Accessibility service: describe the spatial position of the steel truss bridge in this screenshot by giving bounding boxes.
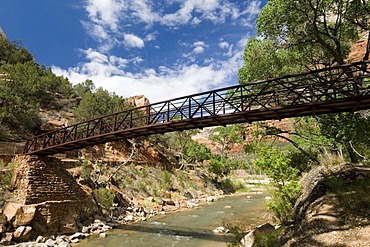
[24,61,370,156]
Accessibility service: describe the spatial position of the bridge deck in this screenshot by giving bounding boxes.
[24,61,370,156]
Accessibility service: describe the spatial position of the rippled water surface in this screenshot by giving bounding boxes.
[78,194,269,247]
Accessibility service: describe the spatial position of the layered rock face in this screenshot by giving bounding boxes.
[3,156,97,237]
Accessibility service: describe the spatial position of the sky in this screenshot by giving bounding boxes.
[0,0,266,103]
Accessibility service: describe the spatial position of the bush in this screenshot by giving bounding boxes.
[0,160,14,190]
[0,160,14,207]
[255,144,301,223]
[266,181,301,223]
[208,158,225,176]
[94,188,115,208]
[80,160,92,180]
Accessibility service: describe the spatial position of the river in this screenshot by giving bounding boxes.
[78,194,270,247]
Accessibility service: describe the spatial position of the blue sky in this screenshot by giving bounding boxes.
[0,0,265,102]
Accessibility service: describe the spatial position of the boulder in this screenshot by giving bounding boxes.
[45,238,57,246]
[124,215,134,222]
[3,203,36,227]
[36,235,45,243]
[13,225,32,242]
[31,219,48,235]
[69,232,83,241]
[292,164,370,222]
[59,218,78,234]
[58,242,69,247]
[241,223,275,247]
[1,232,13,245]
[212,226,227,233]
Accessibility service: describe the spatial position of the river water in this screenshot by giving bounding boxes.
[78,194,270,247]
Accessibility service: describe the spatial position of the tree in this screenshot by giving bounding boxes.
[239,0,370,164]
[256,0,367,66]
[161,129,200,167]
[238,38,303,84]
[184,140,211,163]
[0,37,33,65]
[74,79,96,97]
[0,61,73,137]
[318,112,370,162]
[73,86,130,122]
[209,125,244,159]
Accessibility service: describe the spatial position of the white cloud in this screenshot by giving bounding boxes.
[82,0,260,52]
[130,0,159,26]
[123,33,145,48]
[160,0,235,26]
[85,0,127,32]
[218,40,230,49]
[242,0,262,16]
[145,33,157,41]
[193,46,205,54]
[52,34,250,103]
[193,41,207,54]
[193,41,206,47]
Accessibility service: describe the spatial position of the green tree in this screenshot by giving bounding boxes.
[73,86,130,122]
[74,79,96,97]
[0,37,33,65]
[256,0,366,66]
[162,129,200,167]
[184,140,211,163]
[239,0,370,165]
[318,112,370,162]
[238,38,303,84]
[209,125,244,158]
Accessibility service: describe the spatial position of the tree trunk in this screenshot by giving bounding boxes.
[345,142,358,163]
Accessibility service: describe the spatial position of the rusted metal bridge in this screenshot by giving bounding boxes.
[24,61,370,156]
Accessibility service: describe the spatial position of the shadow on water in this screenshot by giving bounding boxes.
[117,223,235,242]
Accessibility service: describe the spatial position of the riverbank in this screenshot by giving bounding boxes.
[4,184,269,247]
[77,193,271,247]
[4,167,265,246]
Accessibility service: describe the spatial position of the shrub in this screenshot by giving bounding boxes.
[0,160,14,190]
[255,144,301,223]
[80,160,92,180]
[94,188,115,208]
[208,158,224,177]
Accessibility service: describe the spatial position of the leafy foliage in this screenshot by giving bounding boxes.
[209,125,244,158]
[318,112,370,162]
[208,158,225,177]
[0,38,33,65]
[238,38,303,84]
[0,37,74,139]
[73,84,131,122]
[94,188,115,208]
[184,140,211,163]
[254,144,301,223]
[256,0,364,65]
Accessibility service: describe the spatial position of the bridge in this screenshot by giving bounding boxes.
[24,61,370,156]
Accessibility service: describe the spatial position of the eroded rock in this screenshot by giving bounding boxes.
[3,203,36,227]
[241,223,275,247]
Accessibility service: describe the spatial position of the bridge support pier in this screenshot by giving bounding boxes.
[3,156,98,237]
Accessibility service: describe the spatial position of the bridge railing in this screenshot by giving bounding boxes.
[24,61,370,154]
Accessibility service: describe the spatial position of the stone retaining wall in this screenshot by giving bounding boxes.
[5,156,97,235]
